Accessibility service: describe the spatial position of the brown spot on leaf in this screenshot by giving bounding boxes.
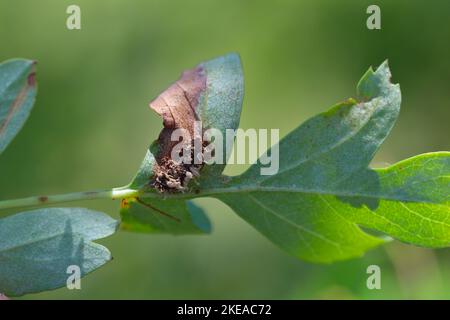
[150,66,206,157]
[120,198,131,209]
[38,196,48,203]
[0,64,36,137]
[27,72,36,86]
[149,64,207,193]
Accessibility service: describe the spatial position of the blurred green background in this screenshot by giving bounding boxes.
[0,0,449,299]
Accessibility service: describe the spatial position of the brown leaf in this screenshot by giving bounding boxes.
[149,65,207,192]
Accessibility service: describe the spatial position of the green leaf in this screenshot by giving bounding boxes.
[0,208,118,296]
[122,53,243,234]
[211,61,450,262]
[0,59,37,155]
[121,198,211,234]
[196,53,244,177]
[126,57,449,263]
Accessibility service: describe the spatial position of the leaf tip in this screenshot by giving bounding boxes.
[356,59,399,101]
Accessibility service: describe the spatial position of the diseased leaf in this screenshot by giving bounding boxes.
[0,59,37,155]
[129,53,243,191]
[0,208,118,296]
[126,56,449,263]
[122,53,243,234]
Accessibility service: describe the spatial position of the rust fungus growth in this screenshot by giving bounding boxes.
[149,64,207,193]
[120,198,131,209]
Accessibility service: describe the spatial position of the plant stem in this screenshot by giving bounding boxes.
[0,187,140,211]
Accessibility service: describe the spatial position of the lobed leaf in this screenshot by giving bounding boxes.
[126,56,449,263]
[213,62,450,262]
[0,208,118,296]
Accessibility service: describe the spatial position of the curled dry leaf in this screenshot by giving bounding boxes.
[149,64,207,193]
[121,53,243,235]
[127,53,243,193]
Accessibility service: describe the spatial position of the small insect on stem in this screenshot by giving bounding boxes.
[135,197,181,223]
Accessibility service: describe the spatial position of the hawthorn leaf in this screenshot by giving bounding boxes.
[0,59,37,155]
[124,56,449,263]
[211,61,450,262]
[0,208,118,296]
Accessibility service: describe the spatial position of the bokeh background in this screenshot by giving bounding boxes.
[0,0,449,299]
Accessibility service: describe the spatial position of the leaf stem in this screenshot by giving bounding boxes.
[0,187,140,211]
